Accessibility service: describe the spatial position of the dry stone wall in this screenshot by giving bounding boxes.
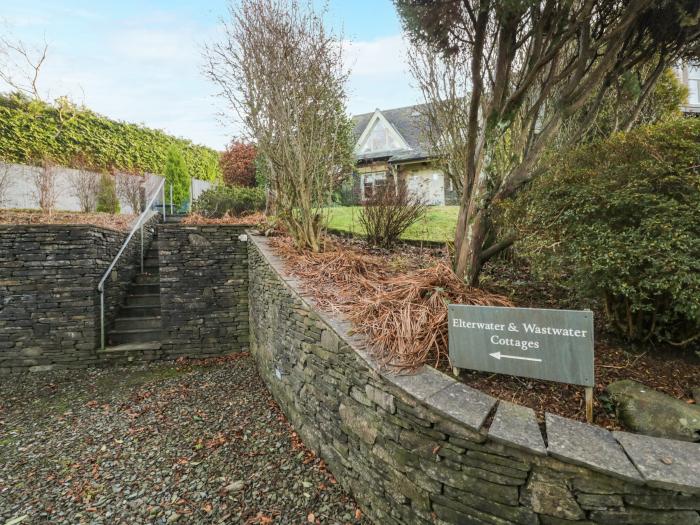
[159,224,249,358]
[247,234,700,525]
[0,214,158,373]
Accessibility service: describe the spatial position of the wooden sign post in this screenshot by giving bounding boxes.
[449,305,595,422]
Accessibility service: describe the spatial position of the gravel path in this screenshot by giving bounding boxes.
[0,354,368,524]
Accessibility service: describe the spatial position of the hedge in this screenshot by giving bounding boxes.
[0,94,221,181]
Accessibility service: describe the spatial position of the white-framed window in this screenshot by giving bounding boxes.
[687,65,700,105]
[361,171,387,200]
[357,116,407,154]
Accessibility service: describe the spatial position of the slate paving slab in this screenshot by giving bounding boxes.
[0,354,368,524]
[614,431,700,494]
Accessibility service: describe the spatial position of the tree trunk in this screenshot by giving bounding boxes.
[454,206,489,286]
[454,159,491,286]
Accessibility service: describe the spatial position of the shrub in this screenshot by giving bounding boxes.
[512,118,700,347]
[164,147,189,209]
[192,185,266,217]
[359,181,427,248]
[220,141,257,187]
[96,174,121,214]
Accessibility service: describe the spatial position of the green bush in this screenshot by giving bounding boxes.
[0,93,221,182]
[511,118,700,347]
[164,147,189,208]
[192,185,266,217]
[96,174,120,214]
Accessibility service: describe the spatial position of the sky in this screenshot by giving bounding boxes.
[0,0,420,150]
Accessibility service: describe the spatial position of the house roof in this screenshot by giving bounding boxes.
[352,103,434,164]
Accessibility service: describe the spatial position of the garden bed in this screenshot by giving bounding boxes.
[0,209,136,231]
[268,234,700,430]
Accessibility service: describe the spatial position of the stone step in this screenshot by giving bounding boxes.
[126,294,161,307]
[119,304,161,318]
[129,283,160,295]
[135,273,159,285]
[114,316,161,331]
[165,215,186,224]
[108,328,162,345]
[98,341,162,363]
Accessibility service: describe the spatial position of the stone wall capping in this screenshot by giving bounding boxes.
[613,431,700,494]
[546,413,643,484]
[424,381,496,432]
[489,401,547,456]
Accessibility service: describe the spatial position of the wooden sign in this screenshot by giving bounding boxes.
[448,305,594,387]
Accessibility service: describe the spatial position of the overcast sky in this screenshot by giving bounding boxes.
[1,0,420,150]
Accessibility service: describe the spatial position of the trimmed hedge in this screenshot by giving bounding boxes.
[512,118,700,347]
[192,185,266,217]
[0,94,221,181]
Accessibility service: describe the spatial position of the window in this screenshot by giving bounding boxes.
[687,65,700,105]
[361,171,387,199]
[358,119,405,154]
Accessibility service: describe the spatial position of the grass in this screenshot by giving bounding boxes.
[324,206,459,243]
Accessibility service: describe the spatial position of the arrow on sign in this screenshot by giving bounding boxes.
[489,352,542,363]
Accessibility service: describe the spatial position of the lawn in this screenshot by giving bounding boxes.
[325,206,459,243]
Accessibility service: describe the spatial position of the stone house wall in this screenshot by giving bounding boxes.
[248,234,700,525]
[0,213,158,373]
[159,224,249,359]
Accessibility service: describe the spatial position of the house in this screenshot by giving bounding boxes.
[676,63,700,115]
[349,104,458,206]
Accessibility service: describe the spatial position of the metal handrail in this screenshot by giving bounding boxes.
[98,178,167,350]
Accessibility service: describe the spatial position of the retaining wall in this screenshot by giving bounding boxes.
[159,225,249,358]
[248,234,700,525]
[0,214,158,373]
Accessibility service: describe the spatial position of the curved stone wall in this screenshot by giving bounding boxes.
[247,234,700,525]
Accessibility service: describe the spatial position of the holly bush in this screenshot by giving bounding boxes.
[511,118,700,347]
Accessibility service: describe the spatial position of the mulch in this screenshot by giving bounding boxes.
[0,209,136,231]
[181,212,266,226]
[0,354,367,524]
[269,234,700,429]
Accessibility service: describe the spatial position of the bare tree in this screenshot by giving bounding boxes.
[117,173,144,213]
[398,0,700,285]
[68,167,100,212]
[0,163,13,207]
[205,0,354,252]
[0,34,48,100]
[32,159,58,213]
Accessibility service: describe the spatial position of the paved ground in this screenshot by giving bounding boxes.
[0,354,367,524]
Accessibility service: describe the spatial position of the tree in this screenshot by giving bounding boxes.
[117,173,145,213]
[220,140,257,187]
[32,158,58,213]
[68,166,100,212]
[0,162,13,207]
[205,0,355,252]
[0,34,48,100]
[397,0,700,285]
[164,146,189,209]
[96,173,120,214]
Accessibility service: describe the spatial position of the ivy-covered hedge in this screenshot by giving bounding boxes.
[0,94,221,181]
